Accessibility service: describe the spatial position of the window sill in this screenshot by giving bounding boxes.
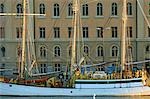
[66,16,73,19]
[52,16,60,19]
[127,15,134,18]
[110,15,119,18]
[38,16,46,19]
[81,16,89,18]
[95,16,104,18]
[15,16,23,18]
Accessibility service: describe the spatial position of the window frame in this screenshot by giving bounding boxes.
[97,46,104,57]
[39,27,46,39]
[39,3,45,14]
[68,3,73,16]
[54,46,61,57]
[53,3,59,17]
[0,27,5,39]
[40,46,47,58]
[97,27,103,38]
[54,63,61,72]
[112,46,118,57]
[54,27,60,38]
[111,3,117,16]
[83,27,88,38]
[16,4,23,14]
[127,2,132,15]
[0,4,4,13]
[82,4,88,16]
[111,27,118,38]
[97,3,103,16]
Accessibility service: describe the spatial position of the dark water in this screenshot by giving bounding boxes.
[0,96,150,99]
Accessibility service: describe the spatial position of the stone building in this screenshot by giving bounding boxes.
[0,0,150,78]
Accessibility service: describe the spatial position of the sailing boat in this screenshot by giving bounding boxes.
[0,0,150,96]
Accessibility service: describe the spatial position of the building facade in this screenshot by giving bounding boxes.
[0,0,150,78]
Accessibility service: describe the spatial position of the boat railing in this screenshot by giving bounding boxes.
[76,70,143,80]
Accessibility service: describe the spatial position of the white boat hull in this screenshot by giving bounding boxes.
[0,82,150,96]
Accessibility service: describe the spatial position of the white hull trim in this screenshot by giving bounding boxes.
[0,82,150,96]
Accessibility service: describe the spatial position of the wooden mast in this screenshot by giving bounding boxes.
[71,0,80,75]
[121,0,127,71]
[20,0,27,79]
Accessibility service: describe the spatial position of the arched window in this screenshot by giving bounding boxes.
[112,46,118,56]
[97,46,103,57]
[54,46,61,57]
[0,4,4,13]
[40,46,47,58]
[16,4,23,14]
[146,46,150,52]
[68,3,73,16]
[84,46,89,55]
[127,2,132,15]
[1,46,5,57]
[39,3,45,14]
[54,3,59,16]
[112,3,117,16]
[97,3,103,16]
[82,4,88,16]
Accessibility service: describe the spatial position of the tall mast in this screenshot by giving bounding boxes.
[71,0,79,74]
[20,0,27,79]
[121,0,127,70]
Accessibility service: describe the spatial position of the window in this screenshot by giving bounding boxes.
[54,46,60,57]
[39,3,45,14]
[54,63,61,71]
[40,46,47,58]
[16,27,22,39]
[127,26,132,38]
[54,27,60,38]
[39,27,45,38]
[97,46,103,57]
[127,46,133,56]
[17,46,22,57]
[97,3,103,16]
[0,27,5,39]
[146,46,150,53]
[39,63,47,73]
[0,4,4,13]
[84,46,89,55]
[97,27,103,38]
[127,2,132,15]
[68,3,73,16]
[148,27,150,37]
[54,3,59,17]
[0,63,5,76]
[82,4,88,16]
[112,3,117,16]
[68,46,72,57]
[112,46,118,57]
[68,27,72,38]
[1,46,5,57]
[83,27,88,38]
[16,4,23,14]
[111,27,117,38]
